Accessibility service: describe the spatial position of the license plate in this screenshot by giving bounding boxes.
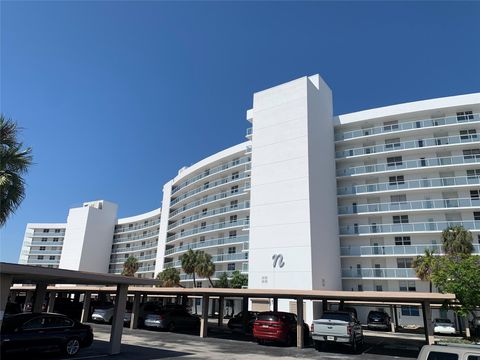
[262,325,269,328]
[327,336,335,341]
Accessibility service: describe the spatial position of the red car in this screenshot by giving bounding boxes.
[253,311,309,346]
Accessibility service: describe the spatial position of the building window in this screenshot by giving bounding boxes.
[41,238,47,242]
[375,285,383,292]
[460,129,477,140]
[200,236,205,242]
[204,168,210,176]
[393,215,409,224]
[391,194,407,203]
[39,246,46,251]
[357,284,363,292]
[229,231,236,238]
[383,120,399,131]
[232,158,240,166]
[389,175,405,185]
[231,185,239,194]
[196,282,202,288]
[203,182,209,190]
[200,222,206,230]
[227,263,235,271]
[401,306,419,316]
[397,258,413,268]
[231,172,239,180]
[470,190,480,200]
[467,169,480,179]
[399,281,416,292]
[457,111,474,122]
[463,149,480,160]
[228,247,236,254]
[395,236,411,245]
[385,138,401,149]
[474,212,480,221]
[229,215,237,223]
[53,238,59,242]
[49,256,55,260]
[126,244,130,248]
[202,208,207,215]
[54,229,61,233]
[38,256,44,260]
[142,241,146,245]
[129,224,133,228]
[230,200,238,209]
[387,156,402,167]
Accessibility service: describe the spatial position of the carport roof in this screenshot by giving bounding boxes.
[0,262,159,286]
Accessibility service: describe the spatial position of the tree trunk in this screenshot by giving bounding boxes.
[208,277,215,288]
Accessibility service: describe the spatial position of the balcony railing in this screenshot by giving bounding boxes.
[339,220,480,235]
[337,154,480,177]
[338,197,480,215]
[335,113,480,142]
[164,235,249,256]
[111,242,158,254]
[170,172,250,207]
[114,219,160,234]
[180,270,235,281]
[337,175,480,196]
[168,201,250,230]
[27,259,60,264]
[167,219,250,242]
[113,231,159,244]
[336,134,479,159]
[30,241,63,246]
[341,268,417,278]
[32,232,65,237]
[164,253,248,269]
[246,127,253,138]
[110,253,156,264]
[171,156,251,195]
[169,184,251,218]
[340,243,480,256]
[29,250,62,255]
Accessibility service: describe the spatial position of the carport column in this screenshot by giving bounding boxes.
[242,297,249,332]
[217,296,224,327]
[273,297,278,312]
[109,284,128,355]
[422,301,434,345]
[389,305,396,333]
[322,299,328,313]
[33,283,47,313]
[296,297,304,349]
[47,291,56,312]
[200,295,209,338]
[0,274,13,327]
[81,291,92,323]
[393,305,399,330]
[130,293,141,329]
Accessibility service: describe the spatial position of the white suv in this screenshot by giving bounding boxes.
[418,344,480,360]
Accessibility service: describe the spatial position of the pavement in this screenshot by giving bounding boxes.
[5,322,430,360]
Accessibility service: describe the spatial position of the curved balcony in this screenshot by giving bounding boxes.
[109,253,157,264]
[112,231,159,244]
[168,201,250,231]
[164,253,248,269]
[29,250,62,255]
[337,155,480,177]
[336,134,479,159]
[32,232,65,237]
[164,235,248,256]
[31,241,63,246]
[337,175,480,196]
[27,259,60,264]
[339,220,480,236]
[114,219,160,234]
[338,197,480,215]
[169,184,250,219]
[167,219,249,243]
[111,242,158,254]
[341,267,417,279]
[335,113,479,142]
[340,243,480,257]
[171,156,250,195]
[180,270,236,281]
[170,172,250,207]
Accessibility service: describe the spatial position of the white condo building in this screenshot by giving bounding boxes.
[19,74,480,324]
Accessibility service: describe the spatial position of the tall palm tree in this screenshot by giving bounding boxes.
[441,225,474,256]
[181,249,198,287]
[157,267,183,287]
[195,252,216,288]
[413,249,436,292]
[0,115,33,226]
[121,256,139,277]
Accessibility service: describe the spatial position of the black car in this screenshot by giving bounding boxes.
[143,306,199,331]
[367,311,391,331]
[227,311,259,333]
[0,313,93,357]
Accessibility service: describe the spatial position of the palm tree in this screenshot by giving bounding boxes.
[441,225,474,256]
[0,115,33,226]
[121,256,139,277]
[413,249,436,292]
[181,249,198,287]
[157,267,183,287]
[195,252,216,287]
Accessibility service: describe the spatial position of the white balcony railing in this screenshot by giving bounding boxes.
[341,267,417,278]
[340,243,480,256]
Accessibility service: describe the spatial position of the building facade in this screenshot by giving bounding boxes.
[19,74,480,324]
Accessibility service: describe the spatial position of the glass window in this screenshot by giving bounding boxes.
[385,138,401,149]
[229,215,237,223]
[395,236,411,245]
[460,129,477,140]
[389,175,405,185]
[383,120,399,131]
[467,169,480,179]
[474,212,480,221]
[231,172,239,180]
[387,156,403,167]
[393,215,409,224]
[227,263,235,271]
[41,238,47,242]
[23,316,46,330]
[426,352,458,360]
[45,316,74,328]
[229,231,236,238]
[391,194,407,203]
[54,229,61,233]
[43,229,49,233]
[463,149,480,160]
[457,111,474,122]
[470,190,480,200]
[397,258,413,268]
[401,305,419,316]
[228,247,236,254]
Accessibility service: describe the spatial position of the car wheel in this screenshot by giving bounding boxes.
[168,322,176,331]
[63,338,81,357]
[313,340,322,351]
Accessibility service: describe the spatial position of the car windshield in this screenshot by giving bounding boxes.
[257,313,279,322]
[321,312,351,322]
[434,319,452,323]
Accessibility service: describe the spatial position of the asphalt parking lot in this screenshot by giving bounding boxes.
[5,322,430,360]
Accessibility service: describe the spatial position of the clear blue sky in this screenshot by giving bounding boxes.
[1,1,479,263]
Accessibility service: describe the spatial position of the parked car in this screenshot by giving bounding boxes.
[417,344,480,360]
[0,313,93,357]
[143,307,200,331]
[367,311,391,331]
[53,298,83,320]
[227,311,259,333]
[91,303,114,323]
[3,303,22,318]
[253,311,309,347]
[311,311,364,353]
[433,318,456,335]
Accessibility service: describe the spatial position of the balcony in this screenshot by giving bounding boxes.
[180,270,235,281]
[337,155,480,177]
[113,231,159,244]
[32,232,65,237]
[29,250,62,255]
[164,253,248,269]
[111,242,158,254]
[246,127,253,139]
[30,241,63,246]
[171,156,251,195]
[341,267,417,279]
[168,201,250,230]
[340,243,480,257]
[169,184,251,219]
[164,235,248,256]
[338,197,480,215]
[110,253,156,264]
[27,259,60,264]
[339,220,480,236]
[114,219,160,234]
[336,134,479,159]
[335,113,479,142]
[337,175,480,196]
[167,219,250,243]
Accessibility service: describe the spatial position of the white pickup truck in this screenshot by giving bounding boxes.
[311,311,364,353]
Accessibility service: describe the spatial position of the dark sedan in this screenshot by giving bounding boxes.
[0,313,93,357]
[144,307,200,331]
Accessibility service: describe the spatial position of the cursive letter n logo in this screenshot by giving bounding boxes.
[272,254,285,268]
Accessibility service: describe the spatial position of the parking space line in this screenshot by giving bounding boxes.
[59,355,109,360]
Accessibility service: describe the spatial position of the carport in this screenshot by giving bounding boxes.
[0,262,159,355]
